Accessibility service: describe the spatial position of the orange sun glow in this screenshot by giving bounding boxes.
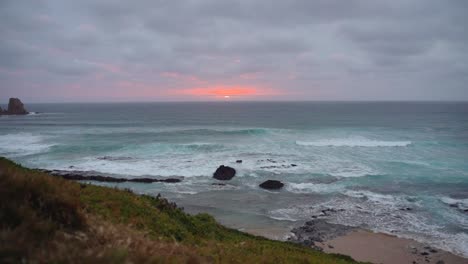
[176,85,260,98]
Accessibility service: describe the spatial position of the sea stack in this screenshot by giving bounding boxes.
[1,98,29,115]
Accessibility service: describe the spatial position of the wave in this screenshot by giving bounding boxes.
[440,196,468,211]
[0,133,55,156]
[286,182,344,194]
[47,126,271,137]
[296,137,411,147]
[269,192,468,257]
[118,142,227,155]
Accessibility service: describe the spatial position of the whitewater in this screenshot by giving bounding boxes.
[1,102,467,257]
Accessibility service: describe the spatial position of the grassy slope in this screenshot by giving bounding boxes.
[0,157,363,263]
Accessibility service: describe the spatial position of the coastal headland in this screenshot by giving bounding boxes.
[2,157,466,263]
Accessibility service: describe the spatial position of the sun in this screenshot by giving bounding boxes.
[224,95,230,99]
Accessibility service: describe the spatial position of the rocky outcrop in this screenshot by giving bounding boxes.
[41,169,182,183]
[1,98,29,115]
[213,165,236,180]
[259,180,284,190]
[288,219,355,249]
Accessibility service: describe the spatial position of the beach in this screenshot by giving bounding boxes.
[319,229,467,264]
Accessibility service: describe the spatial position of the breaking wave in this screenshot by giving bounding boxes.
[296,137,411,147]
[0,133,55,156]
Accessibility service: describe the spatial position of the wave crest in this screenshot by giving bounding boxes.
[296,137,411,147]
[0,133,54,156]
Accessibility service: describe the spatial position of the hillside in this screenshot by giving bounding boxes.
[0,157,361,263]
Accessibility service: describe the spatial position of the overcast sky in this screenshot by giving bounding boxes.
[1,0,467,102]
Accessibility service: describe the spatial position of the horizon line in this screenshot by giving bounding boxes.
[4,99,468,104]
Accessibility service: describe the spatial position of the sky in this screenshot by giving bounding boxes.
[0,0,467,102]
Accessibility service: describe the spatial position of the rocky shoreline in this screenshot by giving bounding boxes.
[35,166,467,263]
[287,219,467,264]
[40,169,183,183]
[288,219,356,250]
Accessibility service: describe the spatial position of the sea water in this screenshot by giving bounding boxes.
[1,102,467,257]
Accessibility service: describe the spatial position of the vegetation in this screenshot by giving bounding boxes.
[0,157,362,263]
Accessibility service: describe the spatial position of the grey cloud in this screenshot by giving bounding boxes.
[0,0,467,101]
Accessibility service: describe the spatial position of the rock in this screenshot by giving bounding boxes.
[130,178,181,183]
[259,180,284,190]
[289,219,355,248]
[6,98,28,115]
[236,160,242,163]
[213,165,236,180]
[41,169,182,183]
[97,156,133,161]
[291,164,297,167]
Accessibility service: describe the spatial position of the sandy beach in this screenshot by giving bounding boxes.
[318,230,468,264]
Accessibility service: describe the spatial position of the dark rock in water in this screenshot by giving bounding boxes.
[259,180,284,190]
[236,160,242,163]
[260,165,279,169]
[41,169,182,184]
[97,156,134,161]
[0,98,29,115]
[291,164,297,167]
[213,165,236,180]
[130,178,181,183]
[6,98,28,115]
[212,183,226,186]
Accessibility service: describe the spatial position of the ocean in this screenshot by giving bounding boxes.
[1,102,467,257]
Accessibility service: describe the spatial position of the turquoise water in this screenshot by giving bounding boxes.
[1,102,467,256]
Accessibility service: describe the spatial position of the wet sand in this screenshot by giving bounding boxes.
[317,229,468,264]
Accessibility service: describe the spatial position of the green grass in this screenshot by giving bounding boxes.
[0,157,363,263]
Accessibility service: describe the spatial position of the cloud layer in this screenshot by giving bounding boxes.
[1,0,467,102]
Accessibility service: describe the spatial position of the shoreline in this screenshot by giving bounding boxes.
[317,229,467,264]
[288,219,467,264]
[34,167,468,263]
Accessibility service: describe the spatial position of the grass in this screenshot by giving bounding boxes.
[0,157,363,263]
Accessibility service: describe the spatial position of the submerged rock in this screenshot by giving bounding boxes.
[236,160,242,163]
[97,156,134,161]
[259,180,284,190]
[213,165,236,180]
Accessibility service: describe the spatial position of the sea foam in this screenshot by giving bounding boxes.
[0,133,54,156]
[440,196,468,211]
[296,137,411,147]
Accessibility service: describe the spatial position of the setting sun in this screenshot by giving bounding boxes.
[175,85,266,98]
